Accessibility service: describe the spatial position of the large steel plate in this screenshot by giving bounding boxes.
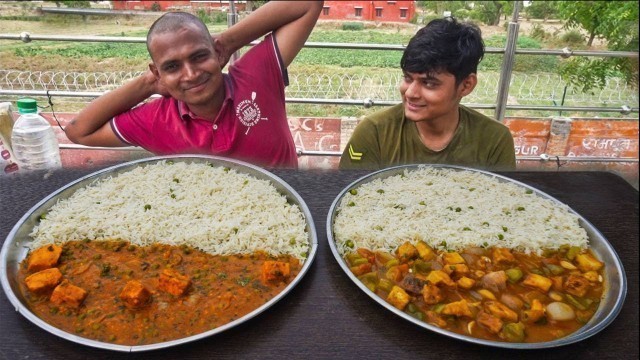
[1,155,318,352]
[326,164,626,349]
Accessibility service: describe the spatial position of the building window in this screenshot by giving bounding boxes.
[400,8,408,18]
[375,7,382,17]
[354,7,362,17]
[387,1,396,4]
[322,6,329,15]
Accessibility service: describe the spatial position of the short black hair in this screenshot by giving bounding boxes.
[146,12,212,57]
[401,18,484,84]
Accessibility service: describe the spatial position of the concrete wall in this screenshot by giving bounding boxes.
[20,112,640,188]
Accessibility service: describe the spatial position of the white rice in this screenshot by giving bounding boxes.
[30,161,310,262]
[333,166,589,256]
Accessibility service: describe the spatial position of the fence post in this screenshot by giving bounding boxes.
[494,1,521,122]
[227,0,239,64]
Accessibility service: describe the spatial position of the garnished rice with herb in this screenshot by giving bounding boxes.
[30,161,310,262]
[333,166,588,256]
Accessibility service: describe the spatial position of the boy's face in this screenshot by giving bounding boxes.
[399,70,475,123]
[148,25,223,108]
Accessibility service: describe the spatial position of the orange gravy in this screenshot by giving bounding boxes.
[18,240,301,345]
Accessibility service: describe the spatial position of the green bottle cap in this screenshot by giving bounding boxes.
[17,98,38,114]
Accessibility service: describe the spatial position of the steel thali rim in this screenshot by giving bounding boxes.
[1,154,318,352]
[326,164,627,349]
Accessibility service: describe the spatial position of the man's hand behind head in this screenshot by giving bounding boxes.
[144,68,170,97]
[212,33,233,69]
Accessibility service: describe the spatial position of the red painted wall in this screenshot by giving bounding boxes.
[320,1,415,23]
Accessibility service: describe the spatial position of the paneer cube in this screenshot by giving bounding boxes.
[120,280,151,309]
[158,268,191,296]
[484,301,519,322]
[387,285,410,310]
[477,311,504,334]
[564,274,590,297]
[396,242,418,263]
[550,276,564,291]
[426,270,455,287]
[50,280,87,308]
[575,253,604,272]
[457,276,476,289]
[442,299,473,318]
[24,268,63,293]
[415,241,436,261]
[425,310,447,328]
[421,283,442,305]
[492,248,516,265]
[262,261,291,283]
[27,244,62,272]
[522,273,553,292]
[444,263,469,277]
[442,252,465,265]
[385,264,408,282]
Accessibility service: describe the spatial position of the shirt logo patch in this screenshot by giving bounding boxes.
[348,144,362,161]
[236,91,268,135]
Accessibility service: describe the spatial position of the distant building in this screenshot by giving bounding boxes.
[319,1,415,23]
[111,1,246,12]
[110,1,415,23]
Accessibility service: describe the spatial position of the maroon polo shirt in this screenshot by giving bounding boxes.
[111,34,298,168]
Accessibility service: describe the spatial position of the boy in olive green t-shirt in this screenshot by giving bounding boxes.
[340,18,516,171]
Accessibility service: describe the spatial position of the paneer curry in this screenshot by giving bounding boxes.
[19,240,300,345]
[346,241,604,343]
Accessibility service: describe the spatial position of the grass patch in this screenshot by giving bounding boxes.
[0,15,42,21]
[14,42,149,60]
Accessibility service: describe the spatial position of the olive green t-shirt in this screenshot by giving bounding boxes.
[339,104,516,171]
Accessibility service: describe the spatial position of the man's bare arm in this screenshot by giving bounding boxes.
[64,71,161,147]
[215,1,323,68]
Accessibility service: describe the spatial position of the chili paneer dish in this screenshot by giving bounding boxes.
[333,167,604,343]
[18,161,309,346]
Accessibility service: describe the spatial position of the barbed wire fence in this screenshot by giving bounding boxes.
[1,69,637,114]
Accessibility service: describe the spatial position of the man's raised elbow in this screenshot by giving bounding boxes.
[63,119,83,145]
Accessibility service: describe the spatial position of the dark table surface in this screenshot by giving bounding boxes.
[1,165,638,360]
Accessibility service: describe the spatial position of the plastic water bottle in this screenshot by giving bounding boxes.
[11,98,62,171]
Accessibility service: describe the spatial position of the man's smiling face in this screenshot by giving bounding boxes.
[399,70,471,123]
[148,24,223,108]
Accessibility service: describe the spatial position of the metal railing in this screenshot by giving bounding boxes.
[0,34,637,117]
[0,4,638,165]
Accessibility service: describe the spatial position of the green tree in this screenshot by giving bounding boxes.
[525,1,559,22]
[469,1,513,26]
[417,1,467,17]
[555,1,638,93]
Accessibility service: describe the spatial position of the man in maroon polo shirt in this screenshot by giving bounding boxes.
[65,1,324,168]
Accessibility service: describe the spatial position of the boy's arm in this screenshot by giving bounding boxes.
[339,120,382,170]
[215,1,323,68]
[64,71,162,146]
